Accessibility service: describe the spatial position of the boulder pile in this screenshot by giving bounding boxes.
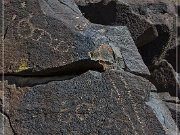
[0,0,179,134]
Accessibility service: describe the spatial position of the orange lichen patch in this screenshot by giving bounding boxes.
[99,44,113,53]
[89,43,114,65]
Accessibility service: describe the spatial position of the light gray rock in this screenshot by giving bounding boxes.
[146,92,179,135]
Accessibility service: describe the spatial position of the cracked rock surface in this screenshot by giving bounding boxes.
[1,70,175,135]
[0,0,179,135]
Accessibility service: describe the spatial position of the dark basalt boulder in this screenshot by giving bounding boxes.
[164,45,179,73]
[1,0,149,75]
[74,0,177,100]
[75,0,176,50]
[75,0,159,48]
[124,0,176,71]
[151,60,180,98]
[2,70,178,135]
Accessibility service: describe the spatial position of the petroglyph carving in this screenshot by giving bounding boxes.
[36,29,52,45]
[59,111,72,124]
[12,14,17,21]
[31,29,44,41]
[18,16,53,46]
[119,75,128,89]
[108,73,138,135]
[17,16,34,39]
[109,76,122,103]
[53,41,69,52]
[17,16,81,53]
[127,90,146,134]
[75,103,93,121]
[58,101,73,124]
[21,1,26,8]
[31,28,52,45]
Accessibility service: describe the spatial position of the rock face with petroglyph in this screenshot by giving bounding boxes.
[75,0,178,101]
[75,0,179,127]
[1,0,179,135]
[0,71,165,134]
[2,1,149,75]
